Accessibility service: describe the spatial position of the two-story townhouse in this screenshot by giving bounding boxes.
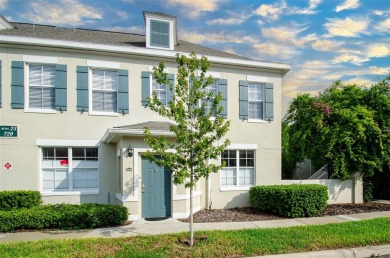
[0,12,291,220]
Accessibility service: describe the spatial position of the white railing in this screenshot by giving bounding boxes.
[308,165,328,179]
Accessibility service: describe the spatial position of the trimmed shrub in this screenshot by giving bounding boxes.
[0,203,128,232]
[249,184,328,218]
[0,190,42,211]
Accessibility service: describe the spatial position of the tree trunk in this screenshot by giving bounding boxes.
[189,169,194,246]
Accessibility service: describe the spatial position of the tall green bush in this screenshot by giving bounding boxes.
[249,184,328,218]
[0,190,42,211]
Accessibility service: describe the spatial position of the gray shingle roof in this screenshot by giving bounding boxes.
[114,121,173,131]
[0,22,250,61]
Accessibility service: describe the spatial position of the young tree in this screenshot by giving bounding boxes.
[143,52,230,246]
[283,79,389,180]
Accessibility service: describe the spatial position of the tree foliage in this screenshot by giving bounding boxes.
[143,52,230,246]
[144,52,230,187]
[283,79,390,180]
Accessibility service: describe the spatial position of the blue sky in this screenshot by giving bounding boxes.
[1,0,389,113]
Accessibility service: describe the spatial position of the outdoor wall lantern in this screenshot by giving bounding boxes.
[127,146,134,157]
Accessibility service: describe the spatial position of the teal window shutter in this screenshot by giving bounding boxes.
[55,64,67,111]
[218,78,228,118]
[167,73,175,104]
[76,66,89,111]
[0,60,2,108]
[141,71,150,106]
[239,80,248,119]
[118,69,129,114]
[11,61,24,109]
[265,83,274,121]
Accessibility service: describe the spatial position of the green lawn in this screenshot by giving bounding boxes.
[1,218,390,258]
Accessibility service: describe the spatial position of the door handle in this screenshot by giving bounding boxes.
[142,184,145,193]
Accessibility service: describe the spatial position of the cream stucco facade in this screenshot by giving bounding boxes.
[0,13,360,221]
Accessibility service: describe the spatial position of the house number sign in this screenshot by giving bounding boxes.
[0,126,18,138]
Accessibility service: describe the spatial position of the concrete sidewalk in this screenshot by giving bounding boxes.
[0,210,389,257]
[0,210,389,242]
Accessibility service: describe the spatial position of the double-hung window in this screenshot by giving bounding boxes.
[248,82,264,120]
[151,76,167,106]
[28,65,55,110]
[91,69,118,113]
[201,80,218,116]
[150,19,170,48]
[221,150,254,188]
[42,147,99,192]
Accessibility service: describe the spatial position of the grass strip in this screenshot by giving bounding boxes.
[0,217,389,257]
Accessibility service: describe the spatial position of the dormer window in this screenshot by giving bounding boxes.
[150,20,170,48]
[144,11,177,51]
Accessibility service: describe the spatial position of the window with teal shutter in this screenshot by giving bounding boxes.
[11,61,24,109]
[167,74,175,104]
[239,80,248,119]
[141,71,150,106]
[91,69,117,113]
[218,79,228,118]
[0,60,2,108]
[150,20,170,48]
[76,66,89,112]
[55,64,67,111]
[117,69,129,114]
[265,83,274,121]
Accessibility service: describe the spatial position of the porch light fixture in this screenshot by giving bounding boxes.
[127,146,134,157]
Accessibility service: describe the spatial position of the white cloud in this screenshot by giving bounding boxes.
[377,18,390,32]
[366,43,390,58]
[324,17,370,37]
[255,0,286,20]
[335,0,360,12]
[24,0,102,26]
[332,54,369,65]
[254,42,297,59]
[207,17,246,25]
[166,0,220,19]
[0,0,7,10]
[262,25,316,47]
[311,39,342,52]
[115,10,129,20]
[369,66,390,75]
[179,30,257,44]
[301,60,331,69]
[344,77,374,86]
[287,0,322,15]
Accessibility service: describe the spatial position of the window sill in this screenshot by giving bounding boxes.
[41,190,99,196]
[247,119,267,123]
[220,186,252,192]
[89,111,119,117]
[25,108,56,114]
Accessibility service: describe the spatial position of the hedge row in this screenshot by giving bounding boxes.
[0,203,128,232]
[249,184,328,218]
[0,190,42,211]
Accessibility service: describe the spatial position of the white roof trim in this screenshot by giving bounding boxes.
[0,35,291,74]
[102,128,175,143]
[0,15,13,30]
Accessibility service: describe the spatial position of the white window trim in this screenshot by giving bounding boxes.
[220,149,256,190]
[38,145,100,194]
[248,81,266,122]
[36,139,100,147]
[24,62,57,114]
[246,75,267,82]
[145,17,175,50]
[197,71,220,78]
[23,55,58,64]
[87,60,120,69]
[41,190,99,196]
[88,67,119,116]
[148,67,170,106]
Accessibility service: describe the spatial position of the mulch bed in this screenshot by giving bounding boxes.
[178,202,390,223]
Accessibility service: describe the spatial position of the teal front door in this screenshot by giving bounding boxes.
[141,156,172,218]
